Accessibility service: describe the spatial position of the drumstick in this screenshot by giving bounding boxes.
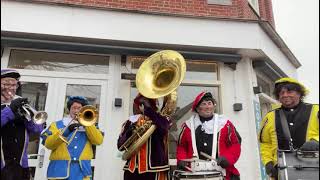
[200,152,216,161]
[184,166,193,172]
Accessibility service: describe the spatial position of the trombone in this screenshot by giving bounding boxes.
[59,105,98,144]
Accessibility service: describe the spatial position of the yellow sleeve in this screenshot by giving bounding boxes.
[85,125,104,145]
[42,123,65,150]
[258,112,278,165]
[306,104,319,142]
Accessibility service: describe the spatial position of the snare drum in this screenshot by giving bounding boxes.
[277,150,319,180]
[174,171,224,180]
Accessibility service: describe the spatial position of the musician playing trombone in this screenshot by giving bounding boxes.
[41,96,104,180]
[117,93,171,180]
[258,78,319,180]
[176,92,242,180]
[1,69,44,180]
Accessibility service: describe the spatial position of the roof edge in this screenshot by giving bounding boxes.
[258,20,302,68]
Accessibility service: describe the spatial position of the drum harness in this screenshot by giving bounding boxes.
[278,110,319,172]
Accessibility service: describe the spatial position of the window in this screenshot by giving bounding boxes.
[129,56,221,159]
[256,74,274,98]
[129,56,219,81]
[8,49,109,74]
[248,0,260,15]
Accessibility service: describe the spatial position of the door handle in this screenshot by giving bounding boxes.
[28,148,45,168]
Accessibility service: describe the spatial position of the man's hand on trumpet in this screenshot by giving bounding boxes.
[68,122,81,132]
[9,97,28,118]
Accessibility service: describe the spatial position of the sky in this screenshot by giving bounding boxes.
[271,0,319,103]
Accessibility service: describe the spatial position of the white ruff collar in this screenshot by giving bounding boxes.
[186,113,228,134]
[129,114,141,123]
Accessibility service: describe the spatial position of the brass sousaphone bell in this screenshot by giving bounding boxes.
[119,50,186,160]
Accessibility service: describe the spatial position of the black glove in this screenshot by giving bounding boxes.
[300,140,319,151]
[138,98,152,109]
[10,98,28,112]
[177,161,189,170]
[10,98,28,118]
[125,124,135,137]
[230,174,240,180]
[265,161,278,178]
[68,123,81,132]
[217,156,230,168]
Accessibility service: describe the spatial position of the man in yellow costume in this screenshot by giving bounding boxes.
[258,78,319,180]
[41,96,104,180]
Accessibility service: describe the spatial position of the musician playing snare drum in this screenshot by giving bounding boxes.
[258,78,319,180]
[176,92,242,180]
[1,69,44,180]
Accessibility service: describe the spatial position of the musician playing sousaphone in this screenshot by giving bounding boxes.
[118,50,186,180]
[41,96,104,180]
[176,92,242,180]
[117,94,171,180]
[258,77,319,180]
[1,68,44,180]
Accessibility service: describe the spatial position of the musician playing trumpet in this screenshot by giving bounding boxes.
[117,93,171,180]
[41,96,104,180]
[1,69,44,180]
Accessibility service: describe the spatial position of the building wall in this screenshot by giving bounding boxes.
[18,0,274,26]
[1,0,296,77]
[2,1,298,179]
[220,58,262,180]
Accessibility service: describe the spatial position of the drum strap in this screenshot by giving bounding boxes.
[190,115,199,158]
[190,114,219,159]
[211,114,219,160]
[279,109,294,150]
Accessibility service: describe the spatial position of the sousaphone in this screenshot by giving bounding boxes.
[119,50,186,160]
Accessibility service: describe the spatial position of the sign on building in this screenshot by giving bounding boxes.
[253,100,268,180]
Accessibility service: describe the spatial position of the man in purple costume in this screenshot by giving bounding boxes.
[1,69,44,180]
[117,93,171,180]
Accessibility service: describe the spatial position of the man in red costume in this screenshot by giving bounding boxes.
[176,92,241,180]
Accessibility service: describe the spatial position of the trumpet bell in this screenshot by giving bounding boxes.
[77,105,98,127]
[136,50,186,99]
[22,103,47,125]
[33,111,48,125]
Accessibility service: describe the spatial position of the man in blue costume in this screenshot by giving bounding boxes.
[41,96,104,180]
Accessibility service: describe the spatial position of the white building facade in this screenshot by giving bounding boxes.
[1,1,301,179]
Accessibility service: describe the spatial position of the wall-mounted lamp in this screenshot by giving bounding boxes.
[253,86,262,94]
[121,73,136,80]
[114,98,122,107]
[233,103,243,111]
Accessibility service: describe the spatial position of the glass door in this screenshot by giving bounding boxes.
[18,76,58,180]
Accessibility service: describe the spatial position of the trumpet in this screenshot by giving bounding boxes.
[21,103,48,125]
[10,93,47,125]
